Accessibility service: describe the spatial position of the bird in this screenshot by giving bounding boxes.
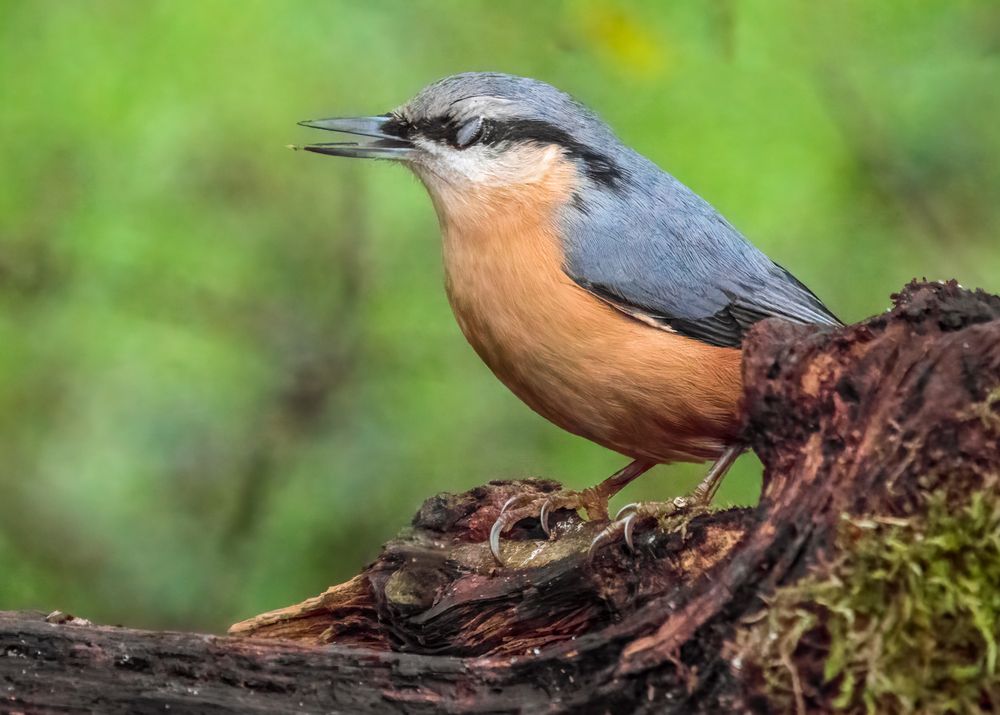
[296,72,840,563]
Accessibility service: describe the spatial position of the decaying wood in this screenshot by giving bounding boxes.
[2,281,998,713]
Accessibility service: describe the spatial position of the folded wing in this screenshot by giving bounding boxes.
[562,175,841,349]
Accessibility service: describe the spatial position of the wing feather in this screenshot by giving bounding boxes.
[562,173,841,348]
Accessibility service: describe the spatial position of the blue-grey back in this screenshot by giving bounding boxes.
[559,143,839,347]
[401,72,839,346]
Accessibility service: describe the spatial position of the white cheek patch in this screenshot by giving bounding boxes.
[413,140,564,188]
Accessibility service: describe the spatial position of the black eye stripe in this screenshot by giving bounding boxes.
[415,117,458,144]
[385,116,472,149]
[388,114,627,189]
[483,119,628,189]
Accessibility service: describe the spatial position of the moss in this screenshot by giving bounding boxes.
[968,386,1000,434]
[737,491,1000,714]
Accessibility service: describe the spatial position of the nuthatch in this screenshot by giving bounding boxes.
[298,72,839,562]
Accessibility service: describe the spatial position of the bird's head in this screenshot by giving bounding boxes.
[298,73,629,213]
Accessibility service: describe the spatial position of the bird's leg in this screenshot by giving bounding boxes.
[678,442,743,507]
[489,459,655,564]
[588,444,745,557]
[575,458,655,520]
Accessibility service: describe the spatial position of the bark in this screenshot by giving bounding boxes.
[1,281,997,714]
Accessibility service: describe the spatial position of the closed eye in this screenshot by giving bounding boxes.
[454,117,484,148]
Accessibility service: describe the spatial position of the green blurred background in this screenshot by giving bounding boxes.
[1,1,998,631]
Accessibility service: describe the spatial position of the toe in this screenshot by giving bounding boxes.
[587,511,640,560]
[539,499,553,537]
[488,488,605,564]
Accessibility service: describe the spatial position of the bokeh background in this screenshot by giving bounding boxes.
[1,1,998,631]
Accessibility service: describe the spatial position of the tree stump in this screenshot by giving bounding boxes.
[2,281,998,713]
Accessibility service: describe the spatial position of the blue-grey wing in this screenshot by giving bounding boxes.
[561,175,840,348]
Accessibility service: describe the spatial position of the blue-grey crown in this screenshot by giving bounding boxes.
[385,72,631,188]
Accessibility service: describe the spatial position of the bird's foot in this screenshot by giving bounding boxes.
[588,495,713,559]
[587,446,745,558]
[489,485,611,564]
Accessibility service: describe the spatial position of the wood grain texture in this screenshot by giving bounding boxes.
[2,281,997,713]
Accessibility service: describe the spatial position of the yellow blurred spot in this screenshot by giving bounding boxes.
[577,3,669,77]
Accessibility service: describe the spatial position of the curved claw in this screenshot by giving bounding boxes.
[490,496,524,564]
[614,502,638,520]
[539,500,552,537]
[588,522,620,560]
[489,517,506,564]
[588,511,641,560]
[499,495,520,515]
[587,529,608,561]
[622,512,638,551]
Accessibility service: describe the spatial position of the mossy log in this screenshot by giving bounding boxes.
[1,281,998,713]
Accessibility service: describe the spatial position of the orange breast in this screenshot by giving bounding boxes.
[427,154,743,464]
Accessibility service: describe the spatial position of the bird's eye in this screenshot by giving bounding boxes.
[454,117,484,149]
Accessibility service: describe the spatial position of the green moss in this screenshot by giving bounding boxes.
[969,386,1000,434]
[737,491,1000,714]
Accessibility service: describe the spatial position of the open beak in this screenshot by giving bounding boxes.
[295,115,414,160]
